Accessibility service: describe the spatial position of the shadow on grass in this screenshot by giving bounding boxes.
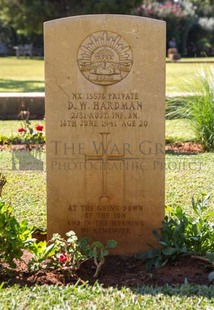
[0,79,44,92]
[133,284,214,299]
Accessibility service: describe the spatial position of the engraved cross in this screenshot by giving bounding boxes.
[85,133,125,198]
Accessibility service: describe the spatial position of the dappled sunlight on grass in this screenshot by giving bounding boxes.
[0,79,44,92]
[166,119,196,142]
[0,57,44,92]
[165,153,214,215]
[166,63,214,93]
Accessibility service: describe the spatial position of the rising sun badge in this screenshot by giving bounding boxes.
[77,31,133,86]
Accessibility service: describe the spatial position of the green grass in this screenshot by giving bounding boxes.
[165,153,214,216]
[166,57,214,63]
[0,57,213,93]
[166,119,197,142]
[0,283,214,309]
[166,62,214,93]
[0,150,46,227]
[0,57,44,92]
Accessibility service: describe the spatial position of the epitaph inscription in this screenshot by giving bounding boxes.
[45,15,166,255]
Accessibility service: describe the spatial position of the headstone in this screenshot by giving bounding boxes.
[45,15,166,255]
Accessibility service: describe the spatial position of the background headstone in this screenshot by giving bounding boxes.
[45,15,166,255]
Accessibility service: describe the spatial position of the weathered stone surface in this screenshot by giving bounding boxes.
[45,15,166,255]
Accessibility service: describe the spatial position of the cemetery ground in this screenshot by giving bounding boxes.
[0,120,214,309]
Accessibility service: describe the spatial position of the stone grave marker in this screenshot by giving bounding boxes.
[44,15,166,255]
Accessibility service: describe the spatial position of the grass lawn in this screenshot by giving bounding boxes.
[166,57,214,62]
[0,57,44,92]
[166,62,214,93]
[165,119,197,142]
[0,57,213,93]
[1,283,214,309]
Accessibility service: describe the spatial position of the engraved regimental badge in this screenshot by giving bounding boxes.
[77,31,133,86]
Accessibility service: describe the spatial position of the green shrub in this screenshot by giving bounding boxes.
[79,238,117,278]
[166,67,214,151]
[0,200,34,270]
[166,96,191,120]
[28,231,117,278]
[0,199,117,278]
[136,193,214,270]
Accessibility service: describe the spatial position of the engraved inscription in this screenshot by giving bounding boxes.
[59,91,147,128]
[78,31,133,85]
[66,204,145,236]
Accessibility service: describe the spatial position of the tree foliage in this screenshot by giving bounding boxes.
[135,1,197,55]
[191,0,214,17]
[0,0,213,55]
[0,0,141,36]
[135,0,214,56]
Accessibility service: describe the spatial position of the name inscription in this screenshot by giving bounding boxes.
[59,92,146,128]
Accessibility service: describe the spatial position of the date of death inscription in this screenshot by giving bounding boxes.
[59,92,147,128]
